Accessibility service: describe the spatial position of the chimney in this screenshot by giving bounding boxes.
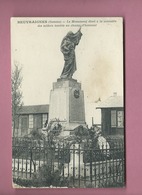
[113,92,117,96]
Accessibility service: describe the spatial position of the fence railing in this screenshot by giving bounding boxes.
[12,137,125,188]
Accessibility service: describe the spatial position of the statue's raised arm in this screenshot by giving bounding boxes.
[60,28,82,79]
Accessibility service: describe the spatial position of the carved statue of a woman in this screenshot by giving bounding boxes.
[60,28,82,79]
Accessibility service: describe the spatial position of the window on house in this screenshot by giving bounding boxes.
[111,110,117,127]
[33,114,42,129]
[21,115,29,132]
[117,111,124,127]
[111,110,124,128]
[42,114,48,127]
[29,115,33,128]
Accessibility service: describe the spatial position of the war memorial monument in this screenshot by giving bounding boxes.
[48,28,86,135]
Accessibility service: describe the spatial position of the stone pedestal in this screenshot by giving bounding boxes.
[48,78,85,134]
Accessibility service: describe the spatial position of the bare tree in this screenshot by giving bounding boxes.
[12,62,23,136]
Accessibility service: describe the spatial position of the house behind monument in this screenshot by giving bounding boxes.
[14,104,49,137]
[96,92,124,136]
[13,93,124,137]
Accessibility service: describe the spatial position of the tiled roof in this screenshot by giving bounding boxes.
[17,104,49,114]
[96,94,123,108]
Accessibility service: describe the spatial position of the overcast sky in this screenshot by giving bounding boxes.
[11,17,123,126]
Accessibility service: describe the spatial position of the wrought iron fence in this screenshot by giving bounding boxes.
[12,137,125,188]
